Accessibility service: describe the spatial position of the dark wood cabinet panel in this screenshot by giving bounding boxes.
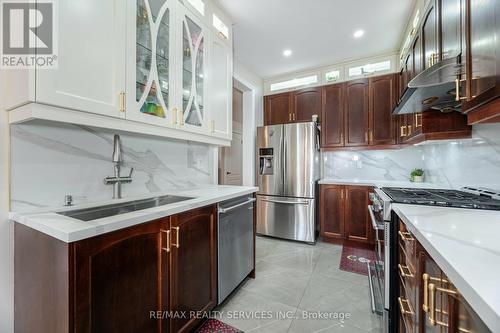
[413,34,422,76]
[264,93,292,125]
[345,79,369,147]
[320,185,345,239]
[320,185,374,244]
[462,0,500,112]
[74,219,169,333]
[321,83,345,148]
[170,206,217,333]
[369,74,397,145]
[440,0,463,60]
[422,3,438,69]
[293,87,322,122]
[344,186,371,243]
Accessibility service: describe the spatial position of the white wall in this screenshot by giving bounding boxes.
[0,71,14,333]
[234,59,264,187]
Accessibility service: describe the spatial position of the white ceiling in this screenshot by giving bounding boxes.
[216,0,414,79]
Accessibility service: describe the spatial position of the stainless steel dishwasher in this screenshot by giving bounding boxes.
[217,195,256,304]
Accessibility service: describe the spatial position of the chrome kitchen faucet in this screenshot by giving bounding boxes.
[104,134,133,199]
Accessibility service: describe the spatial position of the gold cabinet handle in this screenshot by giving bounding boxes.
[340,133,344,144]
[400,125,407,137]
[398,297,414,316]
[398,264,414,278]
[289,113,292,122]
[365,131,368,143]
[407,125,412,135]
[415,113,422,128]
[428,280,461,328]
[119,91,126,112]
[423,273,429,312]
[172,107,178,125]
[161,229,171,252]
[293,113,296,121]
[369,130,373,143]
[455,77,468,102]
[399,230,414,241]
[429,283,436,325]
[172,226,180,248]
[341,189,344,199]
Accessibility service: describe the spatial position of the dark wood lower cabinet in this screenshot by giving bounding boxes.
[344,186,372,243]
[319,185,345,239]
[15,205,218,333]
[74,219,170,333]
[320,184,374,244]
[398,219,490,333]
[170,206,217,333]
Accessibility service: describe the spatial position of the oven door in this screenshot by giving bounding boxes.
[367,205,386,318]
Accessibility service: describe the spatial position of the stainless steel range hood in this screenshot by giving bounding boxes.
[393,56,466,115]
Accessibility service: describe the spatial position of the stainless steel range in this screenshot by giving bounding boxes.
[368,186,500,333]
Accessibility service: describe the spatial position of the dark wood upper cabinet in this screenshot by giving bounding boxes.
[293,87,322,122]
[369,74,397,145]
[422,3,438,69]
[413,34,422,76]
[344,186,371,243]
[440,0,463,60]
[321,83,345,148]
[319,185,345,240]
[462,0,500,111]
[344,78,369,147]
[264,92,292,125]
[169,206,217,333]
[74,219,170,333]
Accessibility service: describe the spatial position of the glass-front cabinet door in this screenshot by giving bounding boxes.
[127,0,175,126]
[178,6,208,133]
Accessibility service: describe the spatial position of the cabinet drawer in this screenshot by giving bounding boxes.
[399,220,417,271]
[398,247,417,314]
[398,281,416,333]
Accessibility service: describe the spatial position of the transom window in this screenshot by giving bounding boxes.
[270,75,318,92]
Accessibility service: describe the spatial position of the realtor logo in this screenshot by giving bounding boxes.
[1,0,58,69]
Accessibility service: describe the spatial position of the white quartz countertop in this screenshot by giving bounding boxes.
[393,204,500,332]
[10,185,258,243]
[319,178,451,189]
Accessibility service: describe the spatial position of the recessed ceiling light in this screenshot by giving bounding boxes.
[353,30,365,38]
[283,49,292,57]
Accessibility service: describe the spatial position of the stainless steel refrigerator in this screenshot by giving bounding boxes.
[256,122,320,243]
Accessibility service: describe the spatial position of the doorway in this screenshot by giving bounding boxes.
[219,87,244,185]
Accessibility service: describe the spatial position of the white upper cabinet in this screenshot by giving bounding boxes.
[6,0,233,146]
[178,5,209,134]
[209,34,232,139]
[126,0,177,127]
[6,0,127,117]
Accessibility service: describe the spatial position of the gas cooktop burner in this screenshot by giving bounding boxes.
[381,187,500,211]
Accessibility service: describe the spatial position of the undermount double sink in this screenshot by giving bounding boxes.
[57,195,193,222]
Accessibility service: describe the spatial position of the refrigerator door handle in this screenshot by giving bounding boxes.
[260,198,310,205]
[282,128,286,194]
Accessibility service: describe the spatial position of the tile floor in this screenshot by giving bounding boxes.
[216,236,382,333]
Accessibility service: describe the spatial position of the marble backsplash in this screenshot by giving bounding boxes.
[322,124,500,191]
[10,120,214,212]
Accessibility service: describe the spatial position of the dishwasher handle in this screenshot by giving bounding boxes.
[218,198,256,214]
